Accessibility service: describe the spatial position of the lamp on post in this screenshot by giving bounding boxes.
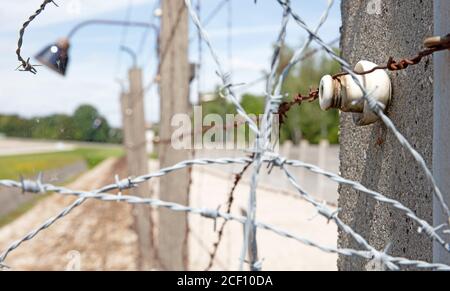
[34,18,160,270]
[35,19,159,76]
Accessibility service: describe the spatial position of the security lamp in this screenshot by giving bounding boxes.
[35,20,159,76]
[35,38,70,76]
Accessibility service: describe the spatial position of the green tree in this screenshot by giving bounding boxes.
[72,105,111,142]
[31,114,76,140]
[278,46,341,145]
[240,94,265,116]
[0,105,122,143]
[199,44,341,145]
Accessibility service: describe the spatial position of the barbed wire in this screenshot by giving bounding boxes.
[1,158,449,271]
[332,33,450,79]
[276,0,450,225]
[235,0,292,270]
[0,157,252,265]
[4,0,450,271]
[205,155,254,271]
[236,0,334,271]
[280,162,449,271]
[15,0,58,74]
[185,0,260,137]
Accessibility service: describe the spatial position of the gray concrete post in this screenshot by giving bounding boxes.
[158,0,191,270]
[121,68,154,270]
[339,0,434,270]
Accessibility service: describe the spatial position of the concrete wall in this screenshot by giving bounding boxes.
[195,141,340,205]
[339,0,434,270]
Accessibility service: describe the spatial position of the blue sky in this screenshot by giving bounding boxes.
[0,0,341,127]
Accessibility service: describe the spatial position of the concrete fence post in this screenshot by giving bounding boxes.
[121,67,154,270]
[339,0,434,270]
[158,0,191,270]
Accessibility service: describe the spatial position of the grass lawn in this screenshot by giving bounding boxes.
[0,147,124,228]
[0,147,124,180]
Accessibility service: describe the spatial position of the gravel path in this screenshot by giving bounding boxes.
[0,139,75,156]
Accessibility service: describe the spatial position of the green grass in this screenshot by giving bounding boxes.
[0,147,124,228]
[72,147,124,169]
[0,147,124,180]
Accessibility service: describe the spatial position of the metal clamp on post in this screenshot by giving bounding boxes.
[424,34,450,50]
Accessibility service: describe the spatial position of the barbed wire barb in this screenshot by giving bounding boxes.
[16,0,59,74]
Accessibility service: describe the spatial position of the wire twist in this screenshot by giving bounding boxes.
[16,0,58,74]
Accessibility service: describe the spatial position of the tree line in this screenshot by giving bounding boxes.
[1,45,339,146]
[0,105,123,144]
[201,45,341,145]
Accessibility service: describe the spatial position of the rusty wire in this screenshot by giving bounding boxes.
[332,34,450,79]
[278,34,450,126]
[16,0,59,74]
[205,155,254,271]
[278,89,319,126]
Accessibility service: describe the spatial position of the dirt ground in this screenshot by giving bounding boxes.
[0,158,139,271]
[189,165,338,271]
[0,158,338,271]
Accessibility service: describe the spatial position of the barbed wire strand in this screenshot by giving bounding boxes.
[280,162,436,270]
[16,0,58,74]
[2,169,449,271]
[237,0,292,271]
[0,191,371,269]
[275,0,450,227]
[331,35,450,79]
[205,157,254,271]
[284,159,450,251]
[184,0,260,136]
[239,0,335,272]
[0,157,251,264]
[114,0,134,77]
[185,0,274,269]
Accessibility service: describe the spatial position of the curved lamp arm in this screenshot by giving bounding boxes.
[120,45,138,68]
[35,19,159,76]
[67,20,159,39]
